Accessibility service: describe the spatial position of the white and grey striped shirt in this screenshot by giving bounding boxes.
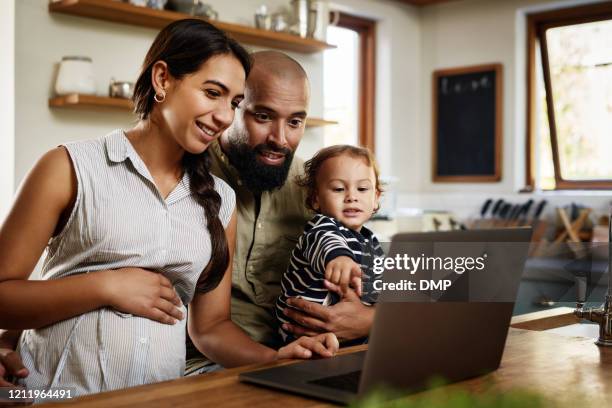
[17,129,235,398]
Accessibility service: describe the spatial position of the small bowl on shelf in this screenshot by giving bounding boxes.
[109,79,134,99]
[125,0,167,10]
[167,0,218,19]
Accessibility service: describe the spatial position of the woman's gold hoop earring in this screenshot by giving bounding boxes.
[154,91,166,103]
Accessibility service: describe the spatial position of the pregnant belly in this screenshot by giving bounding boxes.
[19,307,186,396]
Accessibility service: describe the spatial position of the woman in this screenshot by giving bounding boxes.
[0,19,337,397]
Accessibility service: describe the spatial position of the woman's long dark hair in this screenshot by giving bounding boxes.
[133,19,251,293]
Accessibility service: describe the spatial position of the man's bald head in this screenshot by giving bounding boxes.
[244,51,310,103]
[249,50,309,85]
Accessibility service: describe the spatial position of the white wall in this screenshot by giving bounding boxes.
[419,0,554,195]
[0,0,15,219]
[403,0,612,220]
[332,0,421,181]
[16,0,149,186]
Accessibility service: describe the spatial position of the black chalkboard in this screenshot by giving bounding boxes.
[432,64,502,182]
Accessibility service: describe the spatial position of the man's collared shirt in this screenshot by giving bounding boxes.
[209,141,312,347]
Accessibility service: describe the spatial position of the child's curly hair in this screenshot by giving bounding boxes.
[296,145,384,212]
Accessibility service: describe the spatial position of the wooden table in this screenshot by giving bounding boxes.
[41,312,612,408]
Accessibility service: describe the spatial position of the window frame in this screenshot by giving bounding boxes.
[334,12,377,153]
[526,2,612,190]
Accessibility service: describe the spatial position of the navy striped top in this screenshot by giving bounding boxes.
[275,214,384,343]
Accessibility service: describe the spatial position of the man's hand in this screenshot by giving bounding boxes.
[324,256,362,297]
[0,348,28,386]
[282,281,374,341]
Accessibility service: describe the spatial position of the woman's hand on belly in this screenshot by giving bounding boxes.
[100,268,184,325]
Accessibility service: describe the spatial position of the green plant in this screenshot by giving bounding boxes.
[350,382,553,408]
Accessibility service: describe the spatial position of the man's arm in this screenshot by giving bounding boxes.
[281,281,374,341]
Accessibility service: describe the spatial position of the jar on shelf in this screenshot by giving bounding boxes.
[55,56,96,96]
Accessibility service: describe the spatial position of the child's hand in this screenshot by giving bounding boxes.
[325,256,362,297]
[276,332,339,360]
[101,268,184,325]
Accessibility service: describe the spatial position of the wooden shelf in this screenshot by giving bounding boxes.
[49,93,132,110]
[48,94,338,128]
[49,0,335,54]
[304,117,339,127]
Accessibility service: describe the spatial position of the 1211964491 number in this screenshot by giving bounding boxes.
[1,387,74,402]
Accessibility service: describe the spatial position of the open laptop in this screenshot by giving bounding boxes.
[239,228,532,404]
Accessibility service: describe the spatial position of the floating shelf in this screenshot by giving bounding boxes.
[49,93,132,110]
[49,94,338,128]
[304,118,339,128]
[48,0,336,54]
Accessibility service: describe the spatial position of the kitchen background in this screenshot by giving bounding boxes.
[1,0,611,316]
[2,0,611,217]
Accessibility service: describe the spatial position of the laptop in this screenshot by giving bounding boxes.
[239,228,532,405]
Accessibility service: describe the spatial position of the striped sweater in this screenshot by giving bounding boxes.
[275,214,384,343]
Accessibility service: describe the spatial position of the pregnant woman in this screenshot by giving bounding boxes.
[0,19,337,398]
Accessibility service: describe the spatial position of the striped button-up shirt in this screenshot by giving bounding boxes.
[17,129,235,397]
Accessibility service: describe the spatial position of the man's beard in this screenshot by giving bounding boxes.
[225,141,294,193]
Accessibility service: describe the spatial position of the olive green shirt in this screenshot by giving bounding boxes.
[209,141,312,347]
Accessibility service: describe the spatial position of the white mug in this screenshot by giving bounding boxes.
[311,0,340,42]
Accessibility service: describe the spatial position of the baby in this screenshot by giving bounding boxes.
[276,145,384,344]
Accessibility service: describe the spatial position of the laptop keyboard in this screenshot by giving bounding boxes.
[308,370,361,393]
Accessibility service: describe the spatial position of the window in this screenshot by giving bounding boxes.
[323,13,376,152]
[527,3,612,190]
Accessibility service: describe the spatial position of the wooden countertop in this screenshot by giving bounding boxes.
[42,323,612,407]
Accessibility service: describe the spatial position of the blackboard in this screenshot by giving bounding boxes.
[432,64,503,182]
